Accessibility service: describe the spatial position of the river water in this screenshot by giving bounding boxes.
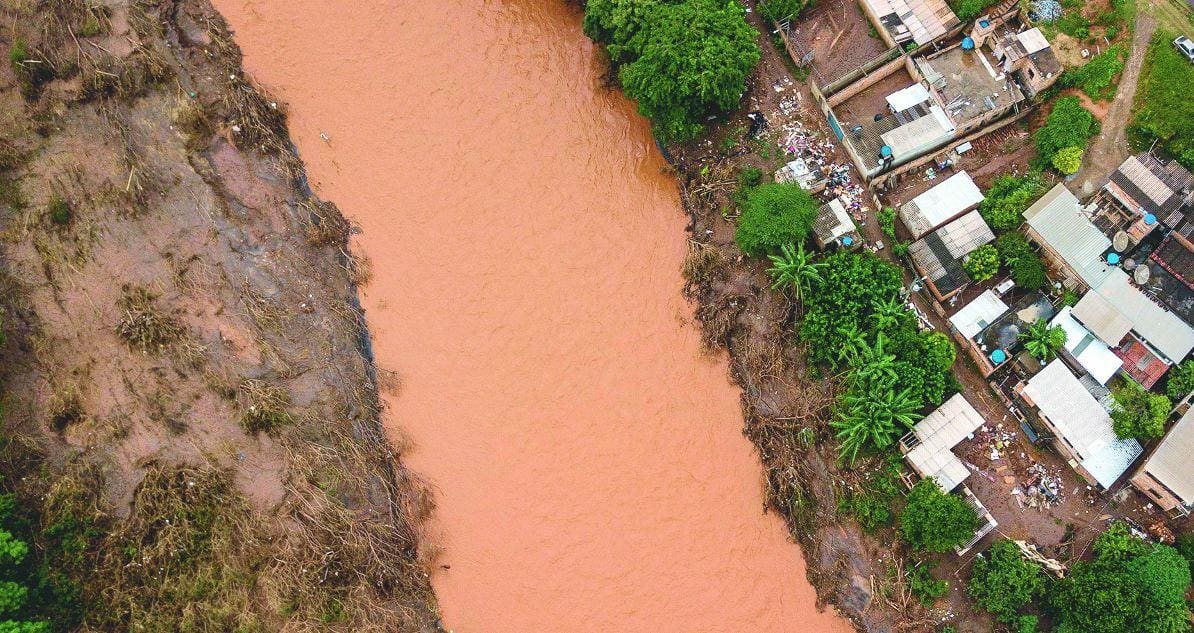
[211,1,851,631]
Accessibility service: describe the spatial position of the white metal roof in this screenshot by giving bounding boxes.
[950,290,1010,339]
[1095,272,1194,362]
[899,171,984,238]
[887,84,932,113]
[905,394,986,491]
[1017,28,1050,54]
[1023,184,1115,287]
[1050,306,1123,385]
[882,105,955,160]
[1023,361,1143,488]
[1139,407,1194,506]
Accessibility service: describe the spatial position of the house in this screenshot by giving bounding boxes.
[909,210,996,300]
[860,0,961,48]
[968,23,1062,98]
[1090,153,1193,245]
[1023,183,1115,290]
[1015,360,1143,489]
[1022,183,1194,385]
[898,171,985,238]
[812,197,860,250]
[900,394,986,491]
[949,289,1010,340]
[1130,407,1194,517]
[1049,306,1122,385]
[898,393,999,554]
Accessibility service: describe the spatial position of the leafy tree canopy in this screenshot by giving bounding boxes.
[968,539,1045,623]
[800,252,904,367]
[1110,381,1171,440]
[963,244,999,282]
[1165,359,1194,401]
[900,480,978,553]
[585,0,760,142]
[1052,146,1084,175]
[979,174,1045,231]
[1035,96,1099,166]
[758,0,807,21]
[735,182,818,257]
[1051,522,1192,633]
[1019,318,1066,361]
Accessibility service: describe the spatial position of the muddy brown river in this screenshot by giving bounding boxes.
[212,0,852,630]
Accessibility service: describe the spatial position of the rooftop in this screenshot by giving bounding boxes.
[813,197,858,247]
[909,210,995,295]
[1024,184,1114,287]
[863,0,960,45]
[1050,306,1122,385]
[904,394,986,491]
[1022,360,1143,489]
[949,289,1010,339]
[1107,153,1193,225]
[1138,406,1194,507]
[916,45,1025,126]
[1074,270,1194,363]
[898,171,984,238]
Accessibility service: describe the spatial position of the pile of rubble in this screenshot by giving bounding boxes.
[1012,463,1068,511]
[776,122,870,222]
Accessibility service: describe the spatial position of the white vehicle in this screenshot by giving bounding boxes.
[1176,36,1194,62]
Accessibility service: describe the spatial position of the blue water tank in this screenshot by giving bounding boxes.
[842,235,854,246]
[962,36,975,50]
[1107,252,1121,265]
[979,19,990,27]
[880,145,893,158]
[1144,213,1157,225]
[991,349,1007,364]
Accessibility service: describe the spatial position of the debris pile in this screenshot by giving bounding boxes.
[776,123,870,221]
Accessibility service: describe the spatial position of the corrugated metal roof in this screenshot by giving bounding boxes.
[1051,306,1122,385]
[813,197,855,246]
[1024,183,1114,287]
[882,105,954,161]
[1085,271,1194,363]
[1072,290,1132,347]
[906,394,985,491]
[899,171,984,238]
[864,0,961,45]
[1023,361,1143,488]
[1140,407,1194,506]
[950,290,1009,339]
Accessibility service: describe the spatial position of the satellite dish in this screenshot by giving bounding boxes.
[1135,265,1151,285]
[1123,258,1137,271]
[1113,231,1130,252]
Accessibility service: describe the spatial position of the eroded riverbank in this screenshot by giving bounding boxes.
[211,0,852,630]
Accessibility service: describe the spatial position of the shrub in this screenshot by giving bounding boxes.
[238,379,293,434]
[950,0,997,20]
[734,182,818,257]
[995,232,1033,263]
[1061,44,1126,101]
[1052,146,1084,174]
[908,563,949,606]
[900,480,978,553]
[838,456,904,530]
[800,252,904,366]
[1020,318,1066,360]
[967,539,1045,623]
[1035,96,1099,165]
[979,173,1045,230]
[758,0,806,21]
[963,244,999,281]
[1110,380,1170,440]
[1051,522,1191,633]
[1056,11,1091,38]
[1016,615,1038,633]
[878,207,896,238]
[1165,359,1194,401]
[585,0,760,142]
[738,166,763,188]
[1131,31,1194,169]
[47,196,71,226]
[1011,255,1048,290]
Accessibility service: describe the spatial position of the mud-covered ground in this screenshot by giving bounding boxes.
[0,0,438,630]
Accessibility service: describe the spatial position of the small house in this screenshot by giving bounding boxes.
[908,210,995,300]
[812,197,860,250]
[898,171,985,239]
[1130,407,1194,517]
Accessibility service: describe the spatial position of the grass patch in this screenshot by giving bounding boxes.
[237,379,292,434]
[1130,30,1194,168]
[1060,43,1126,100]
[116,286,184,354]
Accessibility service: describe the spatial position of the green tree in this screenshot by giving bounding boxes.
[963,244,999,282]
[878,207,897,238]
[995,232,1033,264]
[735,182,818,257]
[899,480,978,553]
[1051,522,1191,633]
[758,0,806,21]
[967,539,1045,623]
[1052,146,1084,175]
[1110,381,1171,440]
[832,382,923,464]
[978,174,1045,230]
[800,252,904,366]
[766,242,824,308]
[586,0,760,142]
[1164,359,1194,401]
[869,295,906,332]
[1019,318,1066,361]
[1035,96,1099,165]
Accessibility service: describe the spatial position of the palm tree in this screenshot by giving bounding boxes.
[848,332,897,388]
[869,295,907,332]
[833,383,923,464]
[766,243,824,308]
[1020,318,1067,361]
[835,322,867,368]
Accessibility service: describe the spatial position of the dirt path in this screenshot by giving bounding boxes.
[1072,11,1158,196]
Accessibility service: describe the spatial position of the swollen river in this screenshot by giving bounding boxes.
[212,0,853,630]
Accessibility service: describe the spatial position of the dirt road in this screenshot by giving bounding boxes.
[1072,11,1158,196]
